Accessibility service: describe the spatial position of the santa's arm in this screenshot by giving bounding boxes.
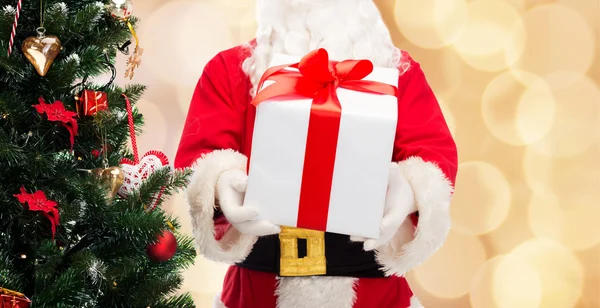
[375,53,458,277]
[174,53,256,264]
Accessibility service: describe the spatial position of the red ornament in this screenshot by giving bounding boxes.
[33,97,79,150]
[91,144,114,159]
[0,287,31,308]
[146,230,178,262]
[14,186,60,239]
[75,90,108,116]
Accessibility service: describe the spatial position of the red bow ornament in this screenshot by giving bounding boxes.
[14,186,60,239]
[33,98,79,150]
[250,49,398,231]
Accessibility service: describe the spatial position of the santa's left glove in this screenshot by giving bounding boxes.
[351,163,416,251]
[216,169,281,236]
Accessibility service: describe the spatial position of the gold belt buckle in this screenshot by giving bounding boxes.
[279,226,326,276]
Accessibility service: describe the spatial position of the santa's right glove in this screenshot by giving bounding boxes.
[216,169,281,236]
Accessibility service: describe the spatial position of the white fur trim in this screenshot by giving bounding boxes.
[275,276,357,308]
[212,293,227,308]
[186,149,257,263]
[376,156,454,277]
[409,296,424,308]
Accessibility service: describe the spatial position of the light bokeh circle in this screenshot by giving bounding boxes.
[451,161,512,235]
[493,254,545,308]
[394,0,468,49]
[507,239,584,308]
[414,230,486,298]
[470,255,542,308]
[503,0,526,12]
[506,4,596,77]
[556,0,599,35]
[411,47,464,99]
[482,70,556,146]
[206,0,255,9]
[524,145,600,250]
[528,73,600,157]
[453,0,525,72]
[144,1,235,87]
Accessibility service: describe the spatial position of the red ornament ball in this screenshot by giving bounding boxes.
[147,230,178,262]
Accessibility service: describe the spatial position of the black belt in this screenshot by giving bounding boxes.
[236,229,386,278]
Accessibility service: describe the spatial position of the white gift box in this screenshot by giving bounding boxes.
[243,53,399,239]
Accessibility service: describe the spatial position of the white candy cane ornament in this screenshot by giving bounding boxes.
[7,0,23,56]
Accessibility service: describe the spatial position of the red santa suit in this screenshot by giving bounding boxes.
[174,42,457,307]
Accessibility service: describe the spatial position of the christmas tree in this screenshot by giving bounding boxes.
[0,1,196,307]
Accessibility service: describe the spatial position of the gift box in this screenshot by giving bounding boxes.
[244,49,399,239]
[0,287,31,308]
[75,89,108,116]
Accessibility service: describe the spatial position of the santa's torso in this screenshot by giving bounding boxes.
[175,44,431,308]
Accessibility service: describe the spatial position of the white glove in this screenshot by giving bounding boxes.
[351,163,416,251]
[216,169,281,236]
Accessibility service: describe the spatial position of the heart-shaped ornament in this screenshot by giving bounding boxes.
[118,151,169,212]
[22,35,62,76]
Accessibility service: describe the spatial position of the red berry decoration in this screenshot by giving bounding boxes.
[146,230,177,262]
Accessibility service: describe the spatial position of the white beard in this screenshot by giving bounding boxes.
[242,0,403,96]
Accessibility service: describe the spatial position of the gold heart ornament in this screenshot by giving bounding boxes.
[21,35,62,76]
[100,166,125,200]
[82,167,125,200]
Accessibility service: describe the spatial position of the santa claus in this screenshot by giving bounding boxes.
[174,0,458,307]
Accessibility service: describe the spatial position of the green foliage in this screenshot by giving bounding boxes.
[0,1,196,307]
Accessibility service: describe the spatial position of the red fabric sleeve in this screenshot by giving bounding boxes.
[174,49,250,241]
[174,53,246,170]
[393,54,458,185]
[393,54,458,228]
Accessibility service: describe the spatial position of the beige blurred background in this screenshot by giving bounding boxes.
[110,0,600,307]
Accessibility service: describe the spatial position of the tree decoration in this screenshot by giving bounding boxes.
[89,167,125,201]
[146,229,178,262]
[0,287,31,308]
[108,0,133,19]
[21,28,61,76]
[107,0,143,79]
[33,98,78,150]
[118,94,168,212]
[21,1,62,76]
[6,0,23,57]
[13,186,59,239]
[75,90,108,117]
[74,53,116,117]
[0,1,196,306]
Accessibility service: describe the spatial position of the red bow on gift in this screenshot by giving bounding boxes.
[33,98,79,150]
[250,49,398,231]
[252,48,397,108]
[14,187,60,239]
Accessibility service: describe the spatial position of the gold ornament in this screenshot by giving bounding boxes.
[21,28,61,77]
[85,167,124,200]
[108,1,143,80]
[125,45,143,80]
[100,166,124,200]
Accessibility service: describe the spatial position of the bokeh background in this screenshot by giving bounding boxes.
[108,0,600,307]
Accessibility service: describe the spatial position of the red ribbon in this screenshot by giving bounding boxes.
[251,49,398,231]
